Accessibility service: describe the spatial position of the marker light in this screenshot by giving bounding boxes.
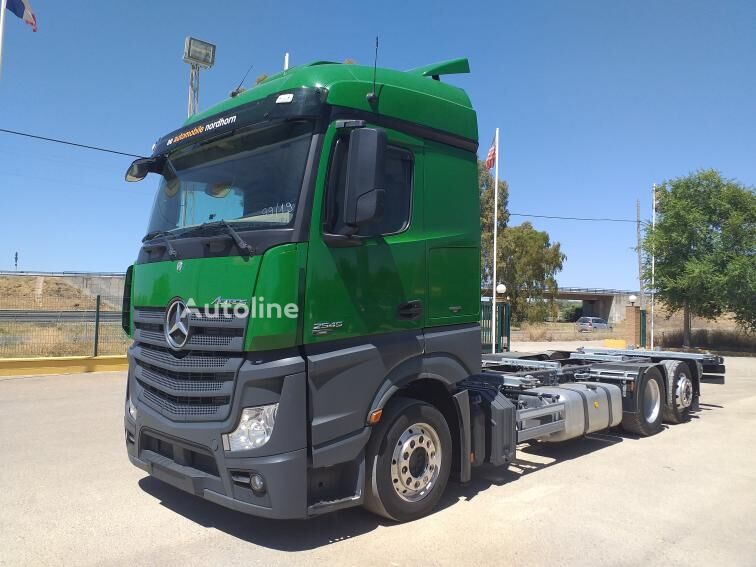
[128,396,138,420]
[223,404,278,451]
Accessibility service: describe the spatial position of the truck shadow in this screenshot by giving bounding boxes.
[138,476,387,550]
[137,424,698,550]
[443,431,627,505]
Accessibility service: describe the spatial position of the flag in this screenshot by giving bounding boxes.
[485,135,496,169]
[6,0,37,32]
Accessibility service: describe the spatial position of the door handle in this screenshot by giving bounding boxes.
[397,300,423,321]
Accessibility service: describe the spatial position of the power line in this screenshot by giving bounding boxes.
[0,127,649,225]
[510,213,639,224]
[0,128,144,159]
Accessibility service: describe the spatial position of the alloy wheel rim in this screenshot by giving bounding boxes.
[390,422,442,503]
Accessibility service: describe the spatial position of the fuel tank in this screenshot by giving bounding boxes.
[519,382,622,442]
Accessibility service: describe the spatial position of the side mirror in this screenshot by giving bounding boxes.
[125,157,162,182]
[343,128,387,230]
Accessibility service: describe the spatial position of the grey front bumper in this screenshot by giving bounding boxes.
[125,347,311,519]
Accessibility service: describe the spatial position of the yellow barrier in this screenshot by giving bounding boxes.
[0,355,127,377]
[603,339,628,349]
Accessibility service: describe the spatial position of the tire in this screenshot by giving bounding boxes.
[363,397,452,522]
[622,367,664,436]
[661,360,694,424]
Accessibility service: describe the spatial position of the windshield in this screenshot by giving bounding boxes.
[146,121,313,237]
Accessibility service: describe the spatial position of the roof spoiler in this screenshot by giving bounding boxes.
[407,58,470,80]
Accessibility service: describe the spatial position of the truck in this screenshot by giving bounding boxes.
[122,57,726,522]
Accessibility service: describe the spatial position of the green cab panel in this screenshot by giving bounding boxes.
[131,244,306,352]
[132,256,261,308]
[244,243,307,352]
[427,247,480,324]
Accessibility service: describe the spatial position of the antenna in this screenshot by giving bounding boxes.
[366,36,379,105]
[284,52,290,71]
[230,62,254,98]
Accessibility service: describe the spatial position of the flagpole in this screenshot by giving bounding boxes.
[491,127,500,353]
[650,183,656,349]
[0,0,8,78]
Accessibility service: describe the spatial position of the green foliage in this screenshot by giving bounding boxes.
[643,169,756,333]
[479,160,509,282]
[479,163,565,322]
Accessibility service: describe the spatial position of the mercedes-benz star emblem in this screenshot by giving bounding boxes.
[165,299,190,349]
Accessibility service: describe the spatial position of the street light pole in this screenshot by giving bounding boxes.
[187,63,200,117]
[183,37,216,118]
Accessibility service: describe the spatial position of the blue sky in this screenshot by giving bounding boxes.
[0,0,753,289]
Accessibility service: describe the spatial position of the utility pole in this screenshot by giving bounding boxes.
[636,199,645,310]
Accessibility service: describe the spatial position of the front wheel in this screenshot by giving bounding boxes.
[364,398,452,522]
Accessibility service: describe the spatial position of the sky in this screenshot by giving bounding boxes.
[0,0,753,289]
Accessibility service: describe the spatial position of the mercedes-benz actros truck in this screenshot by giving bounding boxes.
[122,57,725,522]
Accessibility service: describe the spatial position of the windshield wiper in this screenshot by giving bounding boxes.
[217,220,255,256]
[182,220,255,256]
[142,230,179,260]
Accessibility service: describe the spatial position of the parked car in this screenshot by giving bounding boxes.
[576,317,611,332]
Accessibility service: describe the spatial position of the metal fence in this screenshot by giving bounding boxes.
[1,292,510,359]
[0,293,130,358]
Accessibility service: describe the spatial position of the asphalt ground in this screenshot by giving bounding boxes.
[1,346,754,566]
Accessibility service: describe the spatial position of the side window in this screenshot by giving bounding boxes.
[325,134,413,237]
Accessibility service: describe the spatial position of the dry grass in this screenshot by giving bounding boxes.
[1,277,92,310]
[0,322,130,358]
[659,328,756,354]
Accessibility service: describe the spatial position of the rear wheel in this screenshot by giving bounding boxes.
[622,367,664,436]
[662,360,694,424]
[364,397,452,522]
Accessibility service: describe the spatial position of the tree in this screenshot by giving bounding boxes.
[479,163,565,322]
[498,222,565,322]
[479,161,509,283]
[643,169,756,345]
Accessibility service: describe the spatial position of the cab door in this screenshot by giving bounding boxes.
[304,126,426,344]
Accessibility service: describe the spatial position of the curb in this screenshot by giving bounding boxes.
[0,355,127,377]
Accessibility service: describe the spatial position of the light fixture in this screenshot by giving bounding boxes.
[496,283,507,295]
[183,37,216,68]
[223,404,278,451]
[629,294,638,306]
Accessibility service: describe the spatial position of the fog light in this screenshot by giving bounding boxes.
[223,403,278,451]
[249,473,266,494]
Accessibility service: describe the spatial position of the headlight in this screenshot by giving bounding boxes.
[223,404,278,451]
[128,396,138,420]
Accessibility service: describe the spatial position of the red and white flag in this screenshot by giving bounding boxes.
[485,135,496,169]
[5,0,37,32]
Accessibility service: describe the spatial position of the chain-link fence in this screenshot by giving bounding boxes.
[0,293,131,358]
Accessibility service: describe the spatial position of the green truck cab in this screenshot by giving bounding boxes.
[123,58,483,521]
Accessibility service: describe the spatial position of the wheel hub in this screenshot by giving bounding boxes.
[643,378,661,423]
[676,375,693,409]
[391,422,442,503]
